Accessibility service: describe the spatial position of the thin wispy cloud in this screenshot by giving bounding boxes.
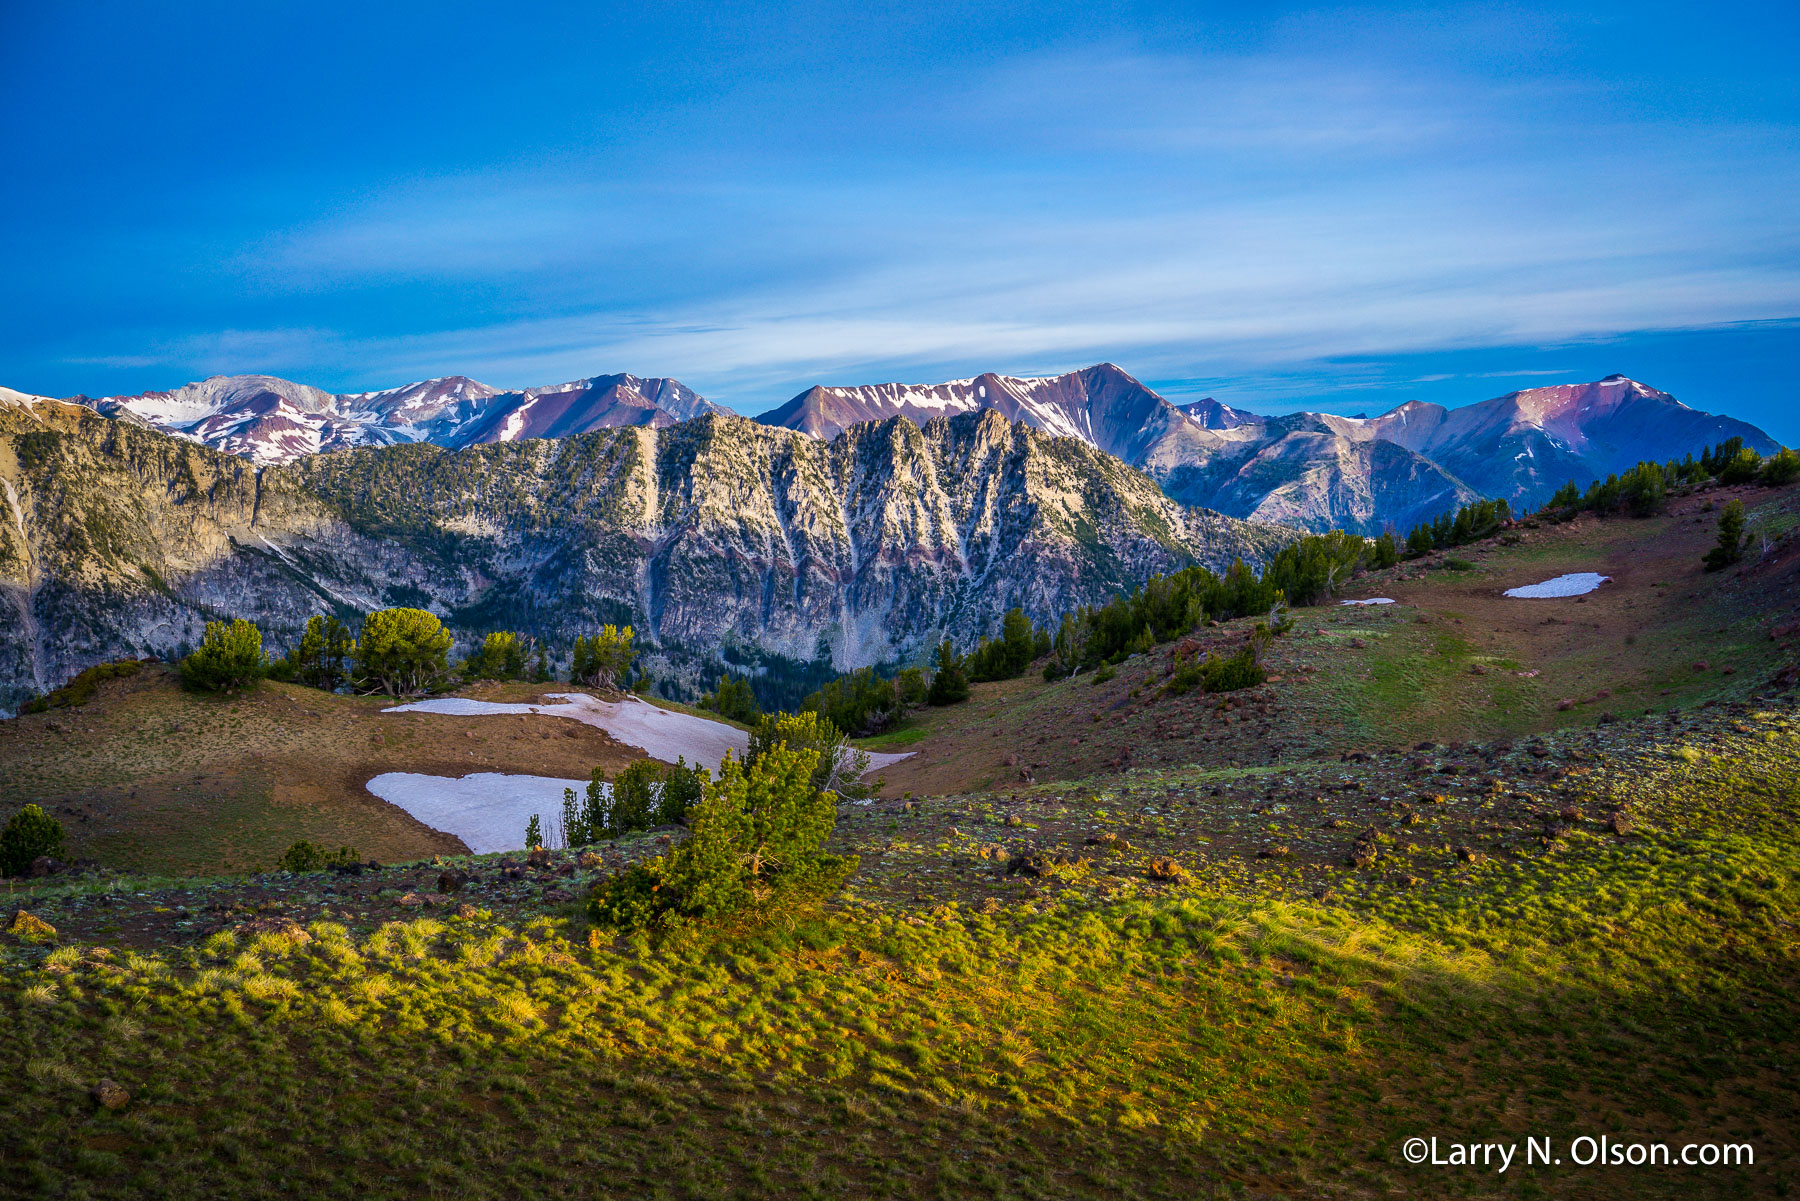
[3,3,1797,435]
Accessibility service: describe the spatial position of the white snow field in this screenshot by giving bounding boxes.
[383,691,914,774]
[372,693,914,851]
[1339,597,1395,606]
[1503,573,1612,599]
[365,771,599,855]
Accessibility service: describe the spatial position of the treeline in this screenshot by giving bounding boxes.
[1539,437,1798,522]
[1401,499,1512,556]
[168,608,642,699]
[702,528,1384,736]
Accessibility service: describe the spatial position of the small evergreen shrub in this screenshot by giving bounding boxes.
[569,625,636,689]
[926,640,970,705]
[698,675,761,723]
[285,615,355,691]
[1760,447,1800,486]
[463,631,528,680]
[588,744,856,932]
[278,840,359,873]
[179,619,266,692]
[1703,500,1746,572]
[0,804,65,876]
[354,607,452,696]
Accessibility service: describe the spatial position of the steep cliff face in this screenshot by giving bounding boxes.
[0,399,1290,711]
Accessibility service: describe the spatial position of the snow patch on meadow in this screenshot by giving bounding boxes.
[1503,573,1611,598]
[366,771,601,855]
[382,691,914,777]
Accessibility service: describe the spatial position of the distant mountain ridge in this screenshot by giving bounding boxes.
[20,362,1784,533]
[81,372,724,464]
[756,364,1781,533]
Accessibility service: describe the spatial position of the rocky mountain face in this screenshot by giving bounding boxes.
[1349,376,1782,505]
[85,372,723,465]
[0,393,1289,712]
[758,365,1781,533]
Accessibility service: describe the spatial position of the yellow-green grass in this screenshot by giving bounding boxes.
[3,722,1795,1199]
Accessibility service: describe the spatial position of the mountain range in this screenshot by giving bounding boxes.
[86,373,723,464]
[59,364,1780,535]
[0,388,1286,712]
[756,365,1781,533]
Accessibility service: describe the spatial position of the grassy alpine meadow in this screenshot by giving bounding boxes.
[3,702,1796,1199]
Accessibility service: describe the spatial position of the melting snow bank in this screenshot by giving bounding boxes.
[382,691,912,776]
[1504,573,1612,599]
[366,771,600,855]
[1340,597,1395,606]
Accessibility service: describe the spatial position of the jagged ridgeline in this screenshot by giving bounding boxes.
[0,395,1292,711]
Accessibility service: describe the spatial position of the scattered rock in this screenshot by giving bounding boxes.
[1145,856,1185,881]
[1004,814,1024,828]
[1005,851,1052,878]
[436,870,468,893]
[1454,845,1481,863]
[90,1079,130,1110]
[1556,698,1577,711]
[1256,846,1291,860]
[27,856,67,878]
[1085,832,1120,848]
[8,910,56,943]
[1693,660,1709,672]
[527,847,553,868]
[1607,811,1634,836]
[397,892,425,909]
[1345,829,1378,869]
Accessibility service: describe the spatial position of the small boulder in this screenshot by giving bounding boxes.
[527,846,552,868]
[1454,845,1481,863]
[1145,856,1186,881]
[396,892,425,909]
[1004,814,1024,828]
[90,1079,130,1111]
[1256,846,1291,860]
[436,870,468,894]
[1345,828,1378,869]
[8,911,56,944]
[28,856,67,878]
[1556,698,1577,711]
[1607,811,1634,836]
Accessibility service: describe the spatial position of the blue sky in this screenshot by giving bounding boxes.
[4,1,1797,439]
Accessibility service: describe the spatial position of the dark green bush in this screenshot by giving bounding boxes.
[966,608,1042,682]
[278,840,359,873]
[698,675,761,724]
[1703,500,1746,572]
[284,615,355,691]
[463,631,528,680]
[588,743,856,931]
[20,660,140,714]
[0,804,64,876]
[926,640,969,705]
[179,619,266,692]
[354,607,452,696]
[1760,447,1800,486]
